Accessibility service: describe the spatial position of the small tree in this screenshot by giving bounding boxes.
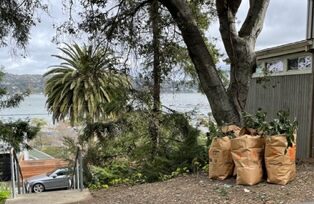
[44,43,131,125]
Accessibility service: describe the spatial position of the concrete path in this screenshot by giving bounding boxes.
[5,189,92,204]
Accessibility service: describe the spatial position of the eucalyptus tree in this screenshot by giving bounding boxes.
[149,0,162,155]
[44,43,130,125]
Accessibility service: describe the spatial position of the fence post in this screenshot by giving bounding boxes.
[22,181,25,194]
[76,158,80,189]
[79,147,83,191]
[16,160,20,194]
[73,170,76,189]
[10,148,16,198]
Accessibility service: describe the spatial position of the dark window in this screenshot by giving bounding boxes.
[288,58,298,70]
[56,170,65,176]
[288,56,311,71]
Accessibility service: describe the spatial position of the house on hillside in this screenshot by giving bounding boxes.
[246,0,314,159]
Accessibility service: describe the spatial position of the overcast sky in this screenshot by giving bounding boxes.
[0,0,308,75]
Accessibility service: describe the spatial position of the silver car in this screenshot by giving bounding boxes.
[25,168,72,193]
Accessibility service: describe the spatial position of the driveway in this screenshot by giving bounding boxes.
[5,189,91,204]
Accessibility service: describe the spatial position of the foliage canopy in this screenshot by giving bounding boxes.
[0,0,46,48]
[44,43,131,125]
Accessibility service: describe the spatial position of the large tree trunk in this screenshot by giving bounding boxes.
[149,0,161,157]
[216,0,269,121]
[225,37,256,118]
[159,0,241,125]
[160,0,269,125]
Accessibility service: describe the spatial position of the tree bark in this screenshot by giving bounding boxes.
[216,0,269,121]
[160,0,269,125]
[149,0,161,157]
[159,0,240,125]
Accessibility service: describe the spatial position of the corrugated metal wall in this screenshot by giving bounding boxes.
[246,74,313,159]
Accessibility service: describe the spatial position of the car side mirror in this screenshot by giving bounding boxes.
[51,174,57,178]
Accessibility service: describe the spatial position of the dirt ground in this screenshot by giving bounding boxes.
[82,162,314,204]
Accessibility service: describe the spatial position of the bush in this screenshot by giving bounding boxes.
[88,160,147,189]
[81,111,208,188]
[0,183,10,204]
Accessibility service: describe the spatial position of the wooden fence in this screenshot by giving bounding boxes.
[20,159,69,179]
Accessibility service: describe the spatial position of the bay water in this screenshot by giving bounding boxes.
[0,93,211,125]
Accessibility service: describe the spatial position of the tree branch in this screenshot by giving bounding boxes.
[239,0,270,38]
[228,0,242,16]
[215,0,239,39]
[104,0,152,37]
[215,0,240,66]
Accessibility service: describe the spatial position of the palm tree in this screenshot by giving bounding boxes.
[44,43,130,125]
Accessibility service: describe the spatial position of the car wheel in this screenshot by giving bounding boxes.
[33,183,45,193]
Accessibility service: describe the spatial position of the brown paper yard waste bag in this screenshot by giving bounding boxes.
[208,136,234,180]
[231,135,264,185]
[265,135,296,185]
[221,125,241,137]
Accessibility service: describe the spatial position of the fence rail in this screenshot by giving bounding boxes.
[10,148,25,198]
[72,146,83,191]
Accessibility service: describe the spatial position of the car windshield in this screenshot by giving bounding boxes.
[46,168,71,176]
[46,168,57,176]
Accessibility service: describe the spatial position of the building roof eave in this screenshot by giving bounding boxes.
[256,39,314,60]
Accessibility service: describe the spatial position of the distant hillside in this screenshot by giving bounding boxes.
[0,73,199,94]
[133,78,199,93]
[0,73,44,94]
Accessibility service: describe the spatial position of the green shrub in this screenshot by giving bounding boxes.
[88,161,147,189]
[0,183,10,204]
[82,111,208,188]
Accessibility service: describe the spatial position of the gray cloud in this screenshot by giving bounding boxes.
[0,0,67,74]
[210,0,307,52]
[0,0,310,74]
[257,0,307,49]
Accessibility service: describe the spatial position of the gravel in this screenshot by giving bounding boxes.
[81,162,314,204]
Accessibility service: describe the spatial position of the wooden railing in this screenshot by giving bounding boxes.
[10,148,25,198]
